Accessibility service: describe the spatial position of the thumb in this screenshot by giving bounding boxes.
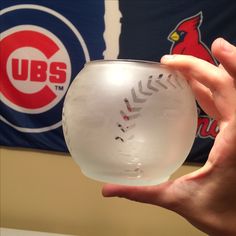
[102,181,180,210]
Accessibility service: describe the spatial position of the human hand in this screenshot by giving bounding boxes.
[102,38,236,236]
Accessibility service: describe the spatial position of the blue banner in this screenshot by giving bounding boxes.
[1,0,236,163]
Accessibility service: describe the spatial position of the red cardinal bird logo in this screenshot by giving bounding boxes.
[168,12,217,65]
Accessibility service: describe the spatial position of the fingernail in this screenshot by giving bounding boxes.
[220,38,233,53]
[161,55,176,62]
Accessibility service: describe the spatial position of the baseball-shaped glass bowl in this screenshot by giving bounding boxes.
[62,60,197,186]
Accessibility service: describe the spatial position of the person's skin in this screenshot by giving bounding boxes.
[102,38,236,236]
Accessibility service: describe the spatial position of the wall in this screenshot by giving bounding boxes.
[0,147,206,236]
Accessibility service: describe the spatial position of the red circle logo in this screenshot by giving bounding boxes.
[1,25,71,114]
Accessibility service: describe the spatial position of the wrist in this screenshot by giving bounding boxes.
[200,212,236,236]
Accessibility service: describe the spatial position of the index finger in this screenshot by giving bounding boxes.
[161,54,224,92]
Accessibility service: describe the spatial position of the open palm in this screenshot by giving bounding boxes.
[102,38,236,236]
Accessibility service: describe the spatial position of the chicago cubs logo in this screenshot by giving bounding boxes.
[2,26,71,113]
[0,4,90,132]
[168,12,218,139]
